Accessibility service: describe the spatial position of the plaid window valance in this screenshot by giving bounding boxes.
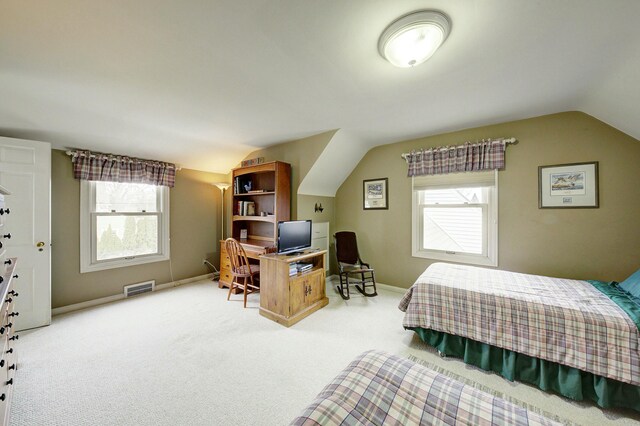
[69,150,176,187]
[405,139,512,177]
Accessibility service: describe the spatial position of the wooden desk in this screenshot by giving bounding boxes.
[218,239,275,289]
[259,250,328,327]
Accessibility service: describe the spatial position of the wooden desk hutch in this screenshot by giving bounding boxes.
[218,161,291,289]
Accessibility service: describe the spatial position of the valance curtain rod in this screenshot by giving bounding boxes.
[400,137,516,161]
[65,150,181,170]
[65,149,178,187]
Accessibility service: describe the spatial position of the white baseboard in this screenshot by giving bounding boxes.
[376,283,409,294]
[52,273,213,316]
[326,274,408,294]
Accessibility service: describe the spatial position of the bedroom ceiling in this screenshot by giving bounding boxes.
[1,0,639,173]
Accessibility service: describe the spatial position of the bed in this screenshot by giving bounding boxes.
[398,262,640,412]
[291,350,560,425]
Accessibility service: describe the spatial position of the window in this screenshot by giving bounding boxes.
[412,170,497,266]
[80,181,170,272]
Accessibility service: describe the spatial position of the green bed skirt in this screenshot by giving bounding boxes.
[408,327,640,412]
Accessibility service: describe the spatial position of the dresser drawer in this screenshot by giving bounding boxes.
[0,195,4,230]
[0,337,9,418]
[312,221,329,239]
[219,267,233,285]
[220,254,231,271]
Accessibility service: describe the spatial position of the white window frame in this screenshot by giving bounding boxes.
[412,170,498,267]
[80,180,170,273]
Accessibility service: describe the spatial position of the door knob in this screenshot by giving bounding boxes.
[36,241,45,247]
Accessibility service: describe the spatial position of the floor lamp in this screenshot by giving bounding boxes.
[213,182,231,240]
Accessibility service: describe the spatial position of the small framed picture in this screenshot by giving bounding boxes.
[363,178,388,210]
[538,162,599,208]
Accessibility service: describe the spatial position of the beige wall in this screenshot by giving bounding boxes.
[52,149,227,308]
[297,194,337,272]
[335,112,640,288]
[242,131,339,267]
[242,130,337,219]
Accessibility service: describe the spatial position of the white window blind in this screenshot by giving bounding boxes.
[413,170,496,190]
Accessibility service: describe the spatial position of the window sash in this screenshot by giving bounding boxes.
[418,203,488,256]
[90,212,163,264]
[413,170,496,190]
[91,182,162,213]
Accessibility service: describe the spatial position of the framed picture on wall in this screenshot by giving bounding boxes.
[363,178,388,210]
[538,161,599,208]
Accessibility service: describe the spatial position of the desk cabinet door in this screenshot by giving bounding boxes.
[289,275,308,316]
[305,270,324,305]
[289,269,325,316]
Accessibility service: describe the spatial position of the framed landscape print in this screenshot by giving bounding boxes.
[538,162,599,208]
[363,178,388,210]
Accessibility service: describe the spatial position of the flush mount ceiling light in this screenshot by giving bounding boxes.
[378,10,451,68]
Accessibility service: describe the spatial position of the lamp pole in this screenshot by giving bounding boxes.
[213,183,231,240]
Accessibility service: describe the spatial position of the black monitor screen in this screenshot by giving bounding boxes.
[277,220,312,254]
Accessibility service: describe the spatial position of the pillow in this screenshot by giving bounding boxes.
[620,268,640,298]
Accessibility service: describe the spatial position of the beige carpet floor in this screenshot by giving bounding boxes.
[9,278,640,425]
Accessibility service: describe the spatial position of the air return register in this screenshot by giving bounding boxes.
[123,280,156,297]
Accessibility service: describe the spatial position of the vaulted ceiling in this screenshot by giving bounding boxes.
[1,0,638,173]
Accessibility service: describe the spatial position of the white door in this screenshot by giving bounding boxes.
[0,137,51,331]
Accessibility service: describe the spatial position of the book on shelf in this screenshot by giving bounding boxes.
[247,189,267,194]
[234,176,253,194]
[236,200,256,216]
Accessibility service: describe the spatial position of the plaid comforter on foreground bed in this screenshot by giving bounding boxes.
[291,350,559,425]
[399,263,640,386]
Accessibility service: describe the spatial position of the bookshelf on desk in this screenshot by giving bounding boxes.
[259,250,328,327]
[218,161,291,291]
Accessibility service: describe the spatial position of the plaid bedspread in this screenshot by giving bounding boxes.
[291,350,559,426]
[399,263,640,386]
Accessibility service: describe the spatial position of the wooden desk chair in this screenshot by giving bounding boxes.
[225,238,260,308]
[334,231,377,300]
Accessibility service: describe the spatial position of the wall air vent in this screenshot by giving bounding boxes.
[123,280,156,298]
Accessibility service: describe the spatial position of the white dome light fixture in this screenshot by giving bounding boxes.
[378,10,451,68]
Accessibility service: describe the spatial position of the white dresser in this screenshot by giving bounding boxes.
[0,186,18,426]
[311,221,329,273]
